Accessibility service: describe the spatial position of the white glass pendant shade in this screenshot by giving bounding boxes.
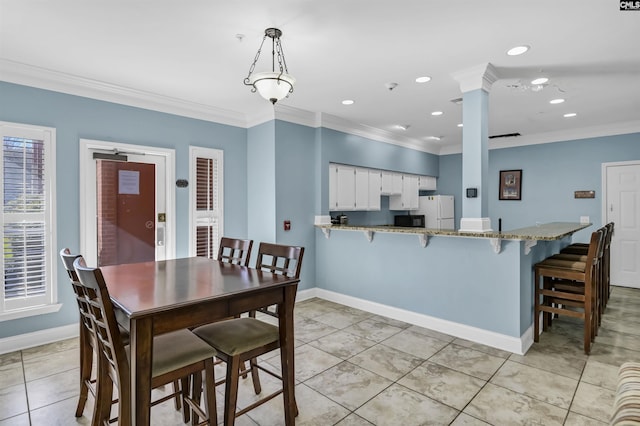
[250,72,296,104]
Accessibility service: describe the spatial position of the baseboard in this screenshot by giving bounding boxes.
[0,323,78,355]
[0,287,533,356]
[314,288,530,355]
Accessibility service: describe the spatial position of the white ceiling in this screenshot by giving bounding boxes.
[2,0,640,154]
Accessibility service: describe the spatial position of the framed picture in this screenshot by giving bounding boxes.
[499,169,522,200]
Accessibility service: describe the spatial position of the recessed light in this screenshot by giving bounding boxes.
[415,76,432,83]
[341,100,354,105]
[531,77,549,85]
[431,111,443,116]
[507,45,530,56]
[564,113,577,118]
[457,123,463,128]
[425,136,441,141]
[395,124,410,131]
[550,98,565,104]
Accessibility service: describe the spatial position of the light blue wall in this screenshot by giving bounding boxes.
[247,121,277,245]
[318,127,440,225]
[0,82,248,338]
[438,133,640,239]
[274,121,317,290]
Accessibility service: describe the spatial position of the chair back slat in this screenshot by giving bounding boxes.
[73,257,130,390]
[255,242,304,279]
[60,249,95,334]
[217,237,253,266]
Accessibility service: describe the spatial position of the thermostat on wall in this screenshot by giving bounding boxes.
[466,188,478,198]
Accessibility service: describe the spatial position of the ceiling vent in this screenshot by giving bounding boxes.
[450,97,463,105]
[489,132,521,139]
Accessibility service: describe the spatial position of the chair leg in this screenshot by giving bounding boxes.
[76,327,92,417]
[174,380,183,411]
[203,358,217,426]
[181,375,193,424]
[93,364,112,426]
[534,269,541,342]
[224,356,241,426]
[249,357,262,395]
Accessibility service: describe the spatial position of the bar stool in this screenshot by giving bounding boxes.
[192,242,304,425]
[59,249,186,423]
[533,230,603,354]
[73,256,218,426]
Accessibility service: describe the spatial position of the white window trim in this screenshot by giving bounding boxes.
[189,146,224,257]
[0,121,59,321]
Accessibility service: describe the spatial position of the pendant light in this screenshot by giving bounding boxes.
[244,28,295,104]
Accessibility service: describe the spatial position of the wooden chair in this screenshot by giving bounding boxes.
[192,242,304,425]
[72,256,218,426]
[252,242,304,318]
[533,230,603,354]
[217,237,253,266]
[60,249,186,423]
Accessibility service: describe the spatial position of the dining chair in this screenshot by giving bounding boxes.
[60,249,185,422]
[217,237,253,266]
[192,242,304,425]
[533,230,603,354]
[72,256,218,426]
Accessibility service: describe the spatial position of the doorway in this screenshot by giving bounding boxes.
[79,139,176,266]
[603,160,640,289]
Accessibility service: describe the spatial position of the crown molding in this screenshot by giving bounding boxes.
[0,59,248,128]
[451,63,500,93]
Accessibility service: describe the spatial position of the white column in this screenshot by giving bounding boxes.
[452,63,499,233]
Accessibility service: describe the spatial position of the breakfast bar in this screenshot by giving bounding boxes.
[314,222,590,354]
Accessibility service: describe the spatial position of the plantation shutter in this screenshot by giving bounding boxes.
[191,148,223,260]
[1,128,52,312]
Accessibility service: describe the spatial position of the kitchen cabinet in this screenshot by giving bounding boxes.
[368,170,382,211]
[354,167,370,210]
[389,174,419,210]
[419,175,437,191]
[329,164,356,211]
[381,171,400,195]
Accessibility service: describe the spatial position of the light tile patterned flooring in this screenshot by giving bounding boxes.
[2,285,640,425]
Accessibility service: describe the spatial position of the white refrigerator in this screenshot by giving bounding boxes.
[413,195,455,230]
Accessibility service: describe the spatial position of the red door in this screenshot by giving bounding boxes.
[96,161,156,266]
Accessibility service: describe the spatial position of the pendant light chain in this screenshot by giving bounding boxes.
[244,34,268,91]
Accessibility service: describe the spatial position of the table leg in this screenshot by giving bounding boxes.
[279,285,297,425]
[130,317,153,426]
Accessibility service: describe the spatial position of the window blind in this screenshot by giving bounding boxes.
[194,155,220,259]
[2,134,49,309]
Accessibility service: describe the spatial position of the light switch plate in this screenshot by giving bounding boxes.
[580,216,590,224]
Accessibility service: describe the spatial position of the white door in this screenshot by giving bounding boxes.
[79,139,176,266]
[604,161,640,289]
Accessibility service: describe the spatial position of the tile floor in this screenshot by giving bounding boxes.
[2,285,640,425]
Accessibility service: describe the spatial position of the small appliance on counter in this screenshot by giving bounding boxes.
[394,214,425,228]
[331,214,348,225]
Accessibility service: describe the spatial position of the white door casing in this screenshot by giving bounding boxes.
[79,139,176,266]
[603,161,640,289]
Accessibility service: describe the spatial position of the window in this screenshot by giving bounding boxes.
[1,123,58,320]
[189,147,223,259]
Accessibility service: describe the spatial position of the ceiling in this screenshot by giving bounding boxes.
[2,0,640,154]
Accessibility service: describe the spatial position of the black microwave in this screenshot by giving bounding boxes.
[394,214,425,227]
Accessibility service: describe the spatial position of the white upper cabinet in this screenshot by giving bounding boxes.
[418,175,437,190]
[354,167,370,210]
[389,174,419,210]
[330,164,431,212]
[368,170,382,211]
[329,163,356,211]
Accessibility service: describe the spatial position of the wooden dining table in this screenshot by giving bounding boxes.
[100,256,299,426]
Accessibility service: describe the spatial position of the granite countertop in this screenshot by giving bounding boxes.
[315,221,591,241]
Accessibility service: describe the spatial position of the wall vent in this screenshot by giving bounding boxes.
[489,132,521,139]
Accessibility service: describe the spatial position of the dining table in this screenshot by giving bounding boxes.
[99,256,300,426]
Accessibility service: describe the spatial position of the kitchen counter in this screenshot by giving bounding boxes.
[315,221,590,241]
[315,220,592,354]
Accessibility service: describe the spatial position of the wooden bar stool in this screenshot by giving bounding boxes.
[533,230,603,354]
[73,256,218,426]
[193,242,304,425]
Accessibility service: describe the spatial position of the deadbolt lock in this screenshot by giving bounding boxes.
[158,213,166,223]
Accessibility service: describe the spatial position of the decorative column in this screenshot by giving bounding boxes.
[452,63,499,232]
